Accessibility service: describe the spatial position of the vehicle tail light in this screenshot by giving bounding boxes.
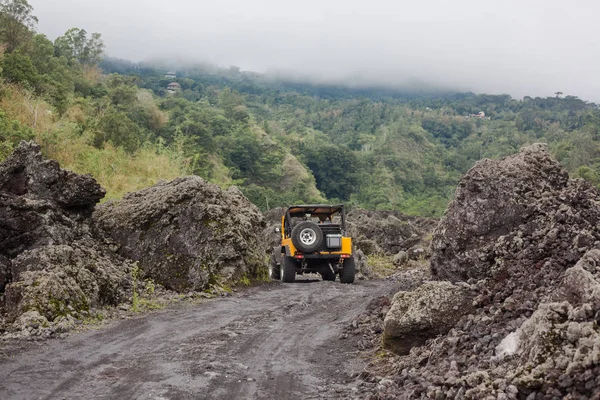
[294,255,304,259]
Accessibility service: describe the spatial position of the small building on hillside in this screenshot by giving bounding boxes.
[465,111,490,120]
[167,82,181,93]
[165,71,177,79]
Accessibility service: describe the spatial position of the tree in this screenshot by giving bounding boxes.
[54,28,104,66]
[95,109,141,153]
[1,49,38,87]
[105,74,138,107]
[302,144,360,200]
[0,0,38,52]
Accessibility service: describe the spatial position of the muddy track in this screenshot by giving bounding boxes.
[0,278,398,400]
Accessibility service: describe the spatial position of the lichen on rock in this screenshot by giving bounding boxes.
[5,242,130,322]
[94,176,267,292]
[382,281,474,354]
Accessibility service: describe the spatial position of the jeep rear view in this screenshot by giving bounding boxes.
[270,204,355,283]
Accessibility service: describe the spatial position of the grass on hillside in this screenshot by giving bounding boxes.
[1,83,191,201]
[37,128,190,201]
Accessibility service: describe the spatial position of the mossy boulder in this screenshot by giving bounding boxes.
[4,242,130,322]
[94,177,267,292]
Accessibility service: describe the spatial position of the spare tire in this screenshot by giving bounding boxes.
[291,221,323,252]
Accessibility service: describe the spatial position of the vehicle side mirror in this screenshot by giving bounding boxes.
[274,227,280,233]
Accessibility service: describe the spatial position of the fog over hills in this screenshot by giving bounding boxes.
[29,0,600,101]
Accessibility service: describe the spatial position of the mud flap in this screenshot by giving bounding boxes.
[273,247,283,264]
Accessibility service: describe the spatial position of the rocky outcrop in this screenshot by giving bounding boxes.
[347,208,436,256]
[94,177,267,292]
[0,142,104,258]
[1,142,267,334]
[369,145,600,399]
[5,241,130,322]
[430,143,600,283]
[0,141,104,210]
[0,142,130,328]
[354,249,372,278]
[382,281,474,354]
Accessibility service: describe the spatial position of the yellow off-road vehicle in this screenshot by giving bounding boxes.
[270,204,355,283]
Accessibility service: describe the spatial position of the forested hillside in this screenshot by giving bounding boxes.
[2,0,600,216]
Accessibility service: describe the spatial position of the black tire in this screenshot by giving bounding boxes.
[291,221,323,253]
[321,266,336,282]
[340,257,356,284]
[269,254,281,281]
[281,256,297,283]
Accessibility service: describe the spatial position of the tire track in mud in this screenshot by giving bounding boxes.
[0,278,398,400]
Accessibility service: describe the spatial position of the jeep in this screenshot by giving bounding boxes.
[270,204,355,283]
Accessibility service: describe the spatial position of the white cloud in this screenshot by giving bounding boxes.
[29,0,600,101]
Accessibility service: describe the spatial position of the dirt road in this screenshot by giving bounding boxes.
[0,278,398,400]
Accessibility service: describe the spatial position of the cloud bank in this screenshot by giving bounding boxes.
[30,0,600,101]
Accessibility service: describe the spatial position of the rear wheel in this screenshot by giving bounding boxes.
[269,254,281,281]
[281,256,297,283]
[339,257,356,284]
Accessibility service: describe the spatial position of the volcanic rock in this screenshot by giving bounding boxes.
[430,143,600,283]
[347,208,436,255]
[366,145,600,399]
[0,142,128,327]
[94,177,267,292]
[262,207,284,252]
[0,141,104,209]
[354,249,372,278]
[392,251,408,266]
[0,142,104,258]
[0,255,10,293]
[5,241,130,322]
[382,281,474,354]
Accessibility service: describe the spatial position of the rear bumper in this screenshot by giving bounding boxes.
[293,253,350,260]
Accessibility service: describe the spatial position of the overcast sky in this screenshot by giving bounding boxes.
[29,0,600,101]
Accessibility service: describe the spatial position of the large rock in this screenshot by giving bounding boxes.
[0,142,129,327]
[382,281,474,354]
[354,249,372,278]
[0,141,104,209]
[4,241,130,322]
[367,146,600,399]
[0,141,104,257]
[94,177,267,292]
[494,253,600,394]
[431,143,600,283]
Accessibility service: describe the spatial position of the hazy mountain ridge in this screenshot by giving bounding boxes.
[2,1,600,216]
